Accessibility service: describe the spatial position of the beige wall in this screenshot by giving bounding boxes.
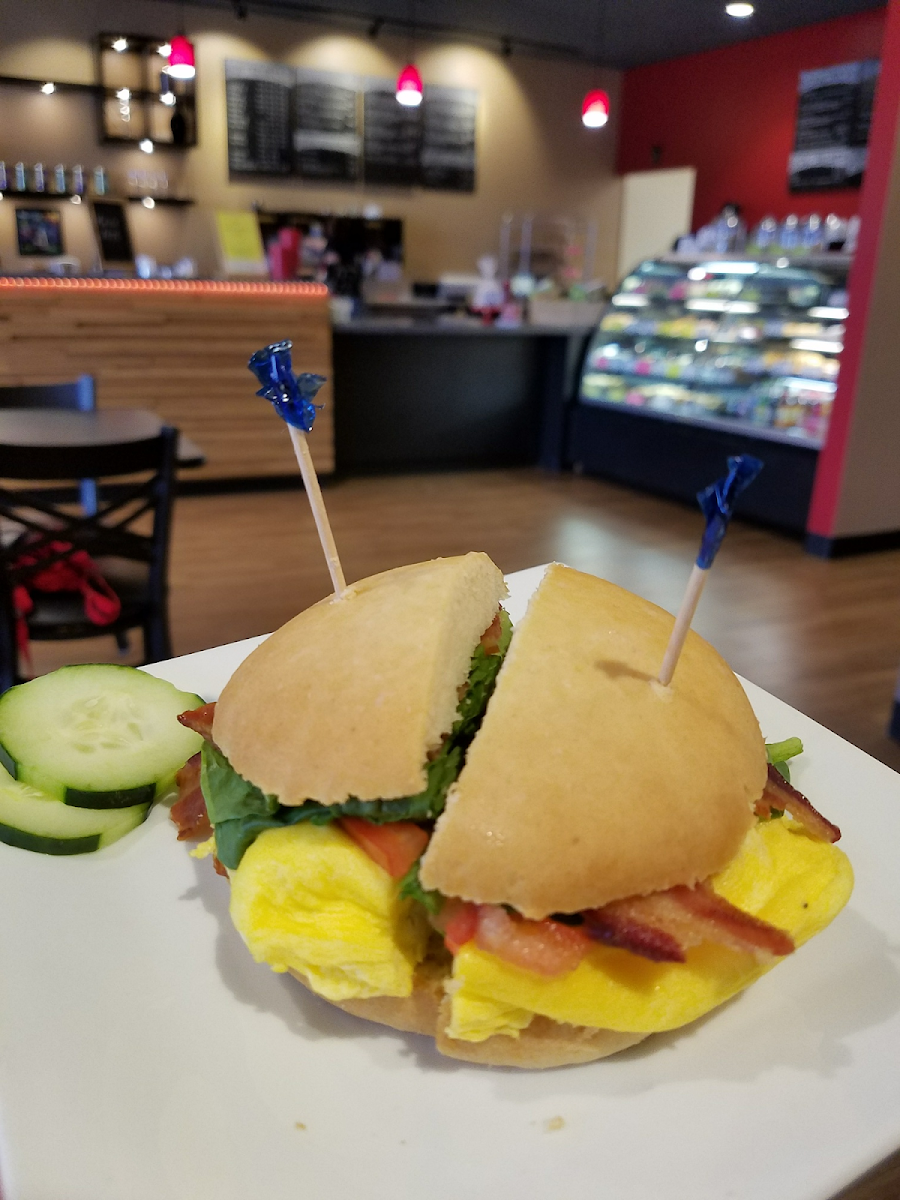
[0,1,622,285]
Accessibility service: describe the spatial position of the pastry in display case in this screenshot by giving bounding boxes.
[578,257,848,448]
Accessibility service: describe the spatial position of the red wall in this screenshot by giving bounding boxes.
[617,9,887,231]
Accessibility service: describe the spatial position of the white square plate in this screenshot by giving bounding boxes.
[2,565,900,1200]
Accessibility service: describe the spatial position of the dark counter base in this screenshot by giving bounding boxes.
[566,402,819,533]
[333,330,586,473]
[805,529,900,558]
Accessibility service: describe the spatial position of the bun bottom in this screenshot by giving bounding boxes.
[291,954,647,1069]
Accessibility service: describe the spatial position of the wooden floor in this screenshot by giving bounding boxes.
[33,465,900,773]
[27,466,900,1199]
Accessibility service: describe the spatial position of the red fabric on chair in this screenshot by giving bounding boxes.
[11,538,121,668]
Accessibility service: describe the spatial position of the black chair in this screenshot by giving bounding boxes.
[0,376,98,512]
[0,429,178,692]
[0,376,95,412]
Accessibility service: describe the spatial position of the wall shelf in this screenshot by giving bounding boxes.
[0,191,194,206]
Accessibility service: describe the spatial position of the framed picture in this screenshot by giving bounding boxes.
[90,200,135,269]
[15,208,64,256]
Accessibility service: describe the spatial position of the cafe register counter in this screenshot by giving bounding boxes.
[0,278,334,483]
[0,278,589,483]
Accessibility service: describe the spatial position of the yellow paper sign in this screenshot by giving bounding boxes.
[215,210,267,275]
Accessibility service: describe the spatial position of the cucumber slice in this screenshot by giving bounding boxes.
[0,767,149,856]
[0,665,204,806]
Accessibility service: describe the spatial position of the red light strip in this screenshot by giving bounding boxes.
[0,277,328,297]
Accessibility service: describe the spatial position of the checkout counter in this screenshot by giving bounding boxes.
[0,277,333,484]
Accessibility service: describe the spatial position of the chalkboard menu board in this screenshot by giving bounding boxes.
[420,86,477,192]
[90,200,133,266]
[294,68,361,182]
[225,60,294,176]
[225,59,477,191]
[362,84,422,187]
[789,59,880,192]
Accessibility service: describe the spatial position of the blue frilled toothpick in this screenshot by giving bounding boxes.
[657,455,763,686]
[248,340,346,595]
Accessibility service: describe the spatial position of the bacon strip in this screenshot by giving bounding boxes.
[479,611,504,656]
[170,752,212,842]
[756,763,841,843]
[584,881,795,965]
[177,701,217,744]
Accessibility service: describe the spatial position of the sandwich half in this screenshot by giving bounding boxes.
[174,560,852,1070]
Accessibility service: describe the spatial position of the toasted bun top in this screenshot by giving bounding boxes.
[420,564,764,917]
[214,553,506,805]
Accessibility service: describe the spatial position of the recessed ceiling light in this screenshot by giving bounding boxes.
[725,3,754,16]
[116,87,131,101]
[160,91,177,106]
[139,138,154,154]
[40,82,56,95]
[111,37,128,52]
[159,42,172,57]
[142,196,156,209]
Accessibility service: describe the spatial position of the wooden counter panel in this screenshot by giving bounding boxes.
[0,285,333,479]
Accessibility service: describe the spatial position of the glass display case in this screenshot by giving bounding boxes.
[578,257,849,449]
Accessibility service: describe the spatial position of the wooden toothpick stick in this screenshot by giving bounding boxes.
[248,339,347,597]
[656,455,763,687]
[657,564,708,687]
[288,425,346,595]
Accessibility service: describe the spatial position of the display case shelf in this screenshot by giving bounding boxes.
[563,254,850,532]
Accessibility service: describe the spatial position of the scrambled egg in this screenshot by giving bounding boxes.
[447,818,853,1041]
[227,816,852,1045]
[229,823,429,1002]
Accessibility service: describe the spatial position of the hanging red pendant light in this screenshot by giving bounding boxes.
[165,34,196,80]
[396,63,423,107]
[581,89,610,128]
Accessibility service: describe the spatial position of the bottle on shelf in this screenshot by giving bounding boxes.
[31,163,45,193]
[52,164,67,194]
[13,162,26,192]
[70,164,85,195]
[778,214,800,251]
[800,214,824,252]
[750,216,778,252]
[92,166,108,196]
[0,162,7,191]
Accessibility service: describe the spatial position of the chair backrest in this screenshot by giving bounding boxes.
[0,376,95,412]
[0,428,178,611]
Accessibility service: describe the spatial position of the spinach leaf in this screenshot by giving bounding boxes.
[200,741,279,825]
[398,858,443,915]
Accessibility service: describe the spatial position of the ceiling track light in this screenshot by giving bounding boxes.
[725,3,755,16]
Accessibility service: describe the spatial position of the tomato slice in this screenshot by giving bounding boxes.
[475,905,590,977]
[433,899,479,954]
[339,818,429,880]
